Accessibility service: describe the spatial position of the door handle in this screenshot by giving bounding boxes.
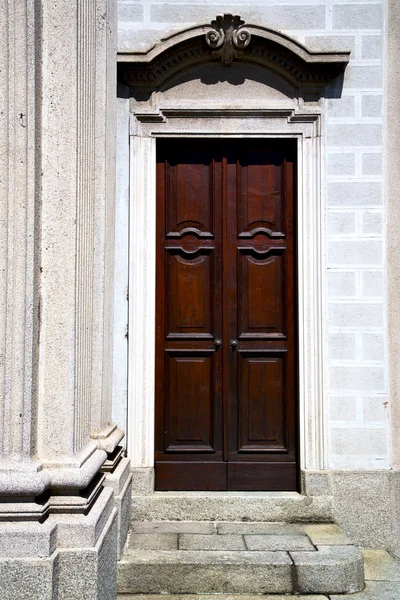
[230,339,238,351]
[214,339,222,350]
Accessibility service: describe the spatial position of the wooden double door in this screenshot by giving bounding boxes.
[155,138,298,491]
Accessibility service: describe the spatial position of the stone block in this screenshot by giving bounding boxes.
[327,271,356,297]
[327,240,382,266]
[291,545,364,594]
[362,210,382,233]
[130,533,178,550]
[327,96,356,118]
[244,534,315,552]
[0,521,57,558]
[344,66,382,89]
[216,522,305,535]
[362,396,388,422]
[118,4,144,22]
[327,182,382,207]
[131,467,154,495]
[131,521,216,534]
[117,475,133,558]
[328,333,356,360]
[362,153,383,176]
[149,5,327,30]
[131,492,333,523]
[49,487,115,548]
[57,508,118,600]
[117,596,328,600]
[301,470,332,496]
[362,333,384,361]
[117,550,293,594]
[328,303,383,327]
[327,211,356,235]
[302,524,352,546]
[362,35,383,60]
[331,581,400,600]
[327,124,382,147]
[362,271,384,297]
[305,35,355,54]
[333,4,382,29]
[327,154,356,177]
[329,367,385,391]
[362,95,383,117]
[179,534,245,551]
[362,549,400,581]
[331,428,387,456]
[329,397,357,422]
[0,556,57,600]
[331,471,395,553]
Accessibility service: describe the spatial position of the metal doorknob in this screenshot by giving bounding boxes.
[230,339,238,350]
[214,339,222,350]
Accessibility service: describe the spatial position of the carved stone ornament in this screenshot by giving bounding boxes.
[205,14,251,65]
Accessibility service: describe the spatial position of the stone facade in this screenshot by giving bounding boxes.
[0,0,399,598]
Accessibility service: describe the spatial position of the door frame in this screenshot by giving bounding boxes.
[127,108,326,479]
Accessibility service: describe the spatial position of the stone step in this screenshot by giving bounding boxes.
[117,523,365,595]
[131,492,333,523]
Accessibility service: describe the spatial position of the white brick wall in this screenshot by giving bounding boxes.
[118,0,390,469]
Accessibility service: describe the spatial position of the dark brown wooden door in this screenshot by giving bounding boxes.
[155,139,298,491]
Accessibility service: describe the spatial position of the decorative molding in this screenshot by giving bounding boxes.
[205,14,251,65]
[74,0,96,451]
[118,22,350,91]
[128,106,326,471]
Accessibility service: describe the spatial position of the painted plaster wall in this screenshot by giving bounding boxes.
[116,0,389,470]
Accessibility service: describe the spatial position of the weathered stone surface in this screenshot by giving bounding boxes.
[216,522,305,535]
[0,556,56,600]
[129,533,178,550]
[302,524,352,546]
[331,581,400,599]
[245,534,315,552]
[131,492,333,523]
[117,596,329,600]
[117,550,293,594]
[131,521,216,534]
[291,545,364,594]
[179,534,245,551]
[362,549,400,582]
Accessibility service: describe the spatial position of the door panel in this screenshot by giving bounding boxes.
[238,248,286,338]
[155,139,297,491]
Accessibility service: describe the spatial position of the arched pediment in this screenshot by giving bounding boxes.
[118,14,350,93]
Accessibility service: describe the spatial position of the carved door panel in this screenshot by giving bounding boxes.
[155,139,297,491]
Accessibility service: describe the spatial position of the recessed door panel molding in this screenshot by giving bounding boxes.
[238,247,286,339]
[166,247,215,338]
[164,350,215,453]
[165,152,215,239]
[237,350,288,453]
[237,152,286,239]
[155,138,298,490]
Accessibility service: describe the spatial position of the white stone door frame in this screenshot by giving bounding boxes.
[127,109,326,478]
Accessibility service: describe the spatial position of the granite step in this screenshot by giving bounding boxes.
[131,491,333,523]
[117,522,365,595]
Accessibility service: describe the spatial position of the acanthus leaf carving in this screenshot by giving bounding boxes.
[205,14,251,65]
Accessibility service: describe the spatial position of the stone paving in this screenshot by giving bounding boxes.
[117,522,366,596]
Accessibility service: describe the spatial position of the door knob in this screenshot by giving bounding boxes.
[214,339,222,350]
[230,339,238,350]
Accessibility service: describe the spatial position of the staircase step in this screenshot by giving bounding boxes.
[117,522,365,595]
[131,492,333,523]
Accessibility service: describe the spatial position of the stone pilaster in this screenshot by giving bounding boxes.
[0,1,129,597]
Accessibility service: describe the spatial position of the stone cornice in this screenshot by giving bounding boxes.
[118,17,350,90]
